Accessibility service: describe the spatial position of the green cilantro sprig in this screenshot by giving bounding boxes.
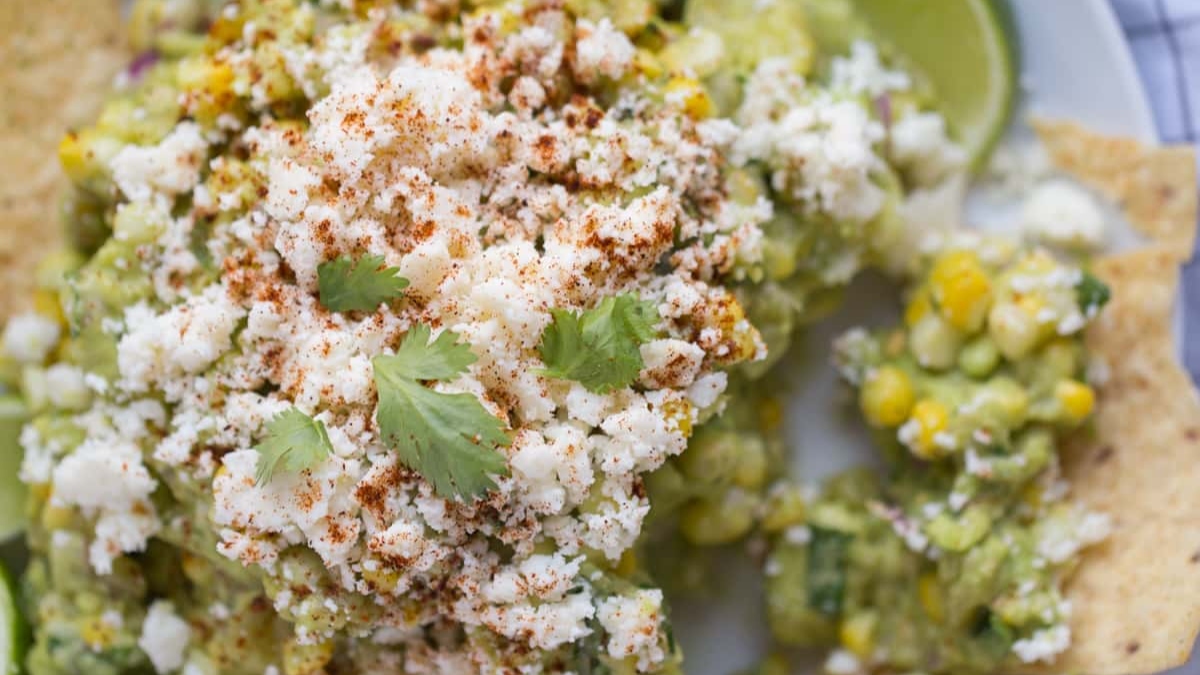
[317,254,409,312]
[1075,271,1111,317]
[372,324,510,500]
[537,294,660,393]
[254,408,335,485]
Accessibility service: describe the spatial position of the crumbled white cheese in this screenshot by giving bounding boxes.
[2,313,60,364]
[1012,624,1071,664]
[111,122,208,203]
[597,589,666,672]
[573,19,635,84]
[1021,179,1107,251]
[830,40,911,98]
[139,601,192,673]
[890,112,967,187]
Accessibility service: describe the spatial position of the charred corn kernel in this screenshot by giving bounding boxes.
[917,573,944,622]
[988,301,1040,360]
[283,637,335,675]
[762,485,806,532]
[904,290,932,327]
[665,77,714,119]
[930,251,993,332]
[1055,379,1095,422]
[860,366,915,428]
[839,612,877,659]
[616,549,638,577]
[902,399,949,460]
[80,614,119,650]
[361,563,401,594]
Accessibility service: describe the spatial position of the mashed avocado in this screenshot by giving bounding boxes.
[2,1,1107,675]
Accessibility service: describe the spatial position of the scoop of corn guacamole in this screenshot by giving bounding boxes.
[2,1,1112,675]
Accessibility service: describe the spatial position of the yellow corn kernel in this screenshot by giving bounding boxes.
[180,552,213,586]
[58,131,91,183]
[179,57,235,98]
[32,290,66,329]
[40,504,74,531]
[904,291,932,327]
[1021,481,1044,509]
[665,77,714,119]
[917,573,944,622]
[662,399,694,437]
[80,615,118,650]
[839,612,876,659]
[616,549,638,577]
[282,637,335,675]
[758,396,783,432]
[1055,379,1095,423]
[903,399,949,460]
[930,251,992,333]
[860,366,915,428]
[633,48,664,79]
[361,562,401,594]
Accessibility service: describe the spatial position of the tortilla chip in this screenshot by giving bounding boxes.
[0,0,126,320]
[1033,118,1198,260]
[1040,246,1200,674]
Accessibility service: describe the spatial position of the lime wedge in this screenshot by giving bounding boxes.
[0,562,24,675]
[0,398,29,542]
[850,0,1017,169]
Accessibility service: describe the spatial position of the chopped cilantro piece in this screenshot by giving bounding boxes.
[1075,271,1111,317]
[254,408,335,485]
[372,324,510,500]
[317,254,409,312]
[537,294,660,393]
[806,527,852,616]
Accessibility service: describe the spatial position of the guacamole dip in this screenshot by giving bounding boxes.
[2,1,1122,674]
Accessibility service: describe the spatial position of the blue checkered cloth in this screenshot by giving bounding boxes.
[1111,0,1200,387]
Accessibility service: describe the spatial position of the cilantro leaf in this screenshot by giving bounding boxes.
[373,326,511,500]
[806,527,852,616]
[254,408,335,485]
[537,294,660,393]
[1075,271,1111,317]
[317,254,409,312]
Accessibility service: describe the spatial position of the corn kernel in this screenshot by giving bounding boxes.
[917,573,943,622]
[904,291,932,327]
[860,366,914,428]
[930,251,993,333]
[665,77,714,119]
[361,563,401,594]
[32,290,66,329]
[838,612,876,659]
[1055,379,1095,423]
[759,396,783,431]
[902,399,949,460]
[616,549,638,577]
[662,399,694,437]
[58,132,91,183]
[80,614,118,650]
[988,301,1040,360]
[40,504,73,531]
[633,48,664,79]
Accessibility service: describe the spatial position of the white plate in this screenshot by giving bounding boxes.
[673,2,1160,673]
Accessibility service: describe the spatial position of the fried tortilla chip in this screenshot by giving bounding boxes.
[0,0,126,320]
[1037,246,1200,675]
[1033,118,1198,260]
